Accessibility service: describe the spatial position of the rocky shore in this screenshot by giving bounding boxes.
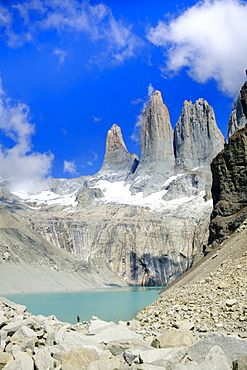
[0,297,247,370]
[0,221,246,369]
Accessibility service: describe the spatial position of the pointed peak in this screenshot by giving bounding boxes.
[150,90,163,103]
[106,124,127,152]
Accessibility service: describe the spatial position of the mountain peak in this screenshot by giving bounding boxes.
[174,98,224,170]
[97,124,139,181]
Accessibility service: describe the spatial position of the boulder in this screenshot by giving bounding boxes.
[152,328,196,348]
[0,349,12,369]
[91,322,141,344]
[86,357,122,370]
[232,354,247,370]
[105,338,150,356]
[33,347,54,370]
[3,351,34,370]
[138,347,188,366]
[187,333,247,363]
[175,345,231,369]
[12,326,36,339]
[61,348,99,370]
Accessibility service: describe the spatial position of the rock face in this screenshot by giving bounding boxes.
[209,124,247,243]
[27,201,211,287]
[209,82,247,244]
[128,90,175,195]
[228,94,247,138]
[174,99,225,170]
[97,124,139,181]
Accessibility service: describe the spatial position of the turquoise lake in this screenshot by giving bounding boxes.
[5,286,163,324]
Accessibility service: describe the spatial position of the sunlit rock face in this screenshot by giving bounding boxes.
[96,124,139,182]
[8,90,227,287]
[174,99,225,170]
[128,90,175,196]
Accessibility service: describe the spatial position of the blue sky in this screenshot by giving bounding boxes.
[0,0,246,192]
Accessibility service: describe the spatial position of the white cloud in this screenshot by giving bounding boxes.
[0,79,53,193]
[53,48,67,64]
[147,0,247,96]
[63,159,78,175]
[147,83,154,97]
[131,83,155,142]
[1,0,143,65]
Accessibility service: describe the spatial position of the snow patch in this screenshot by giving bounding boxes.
[94,179,207,212]
[12,190,77,206]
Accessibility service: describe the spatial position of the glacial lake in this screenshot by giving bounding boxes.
[4,286,163,324]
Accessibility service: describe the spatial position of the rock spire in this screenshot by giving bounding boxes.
[128,90,175,195]
[97,124,139,181]
[140,90,174,164]
[174,98,225,170]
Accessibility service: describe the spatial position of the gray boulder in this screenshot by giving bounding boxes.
[175,345,231,369]
[187,333,247,364]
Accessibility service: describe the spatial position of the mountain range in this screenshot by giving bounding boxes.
[0,84,246,293]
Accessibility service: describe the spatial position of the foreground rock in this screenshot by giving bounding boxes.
[1,269,247,370]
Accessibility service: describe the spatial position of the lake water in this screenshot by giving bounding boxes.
[4,286,163,324]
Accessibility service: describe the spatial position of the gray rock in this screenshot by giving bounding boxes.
[97,123,139,182]
[91,322,141,344]
[232,354,247,370]
[3,318,40,336]
[12,326,36,339]
[128,90,175,196]
[54,327,102,352]
[33,347,54,370]
[138,347,188,366]
[187,333,247,364]
[105,338,150,356]
[20,337,35,352]
[174,99,224,170]
[228,94,247,138]
[175,345,231,369]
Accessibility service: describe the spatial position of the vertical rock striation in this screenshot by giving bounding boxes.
[128,90,175,195]
[140,90,174,166]
[174,99,225,170]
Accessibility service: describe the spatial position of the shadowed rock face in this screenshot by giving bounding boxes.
[174,99,225,170]
[97,124,139,181]
[209,82,247,244]
[228,94,247,138]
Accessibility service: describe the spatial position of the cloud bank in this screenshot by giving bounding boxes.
[0,0,142,65]
[0,80,53,193]
[147,0,247,96]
